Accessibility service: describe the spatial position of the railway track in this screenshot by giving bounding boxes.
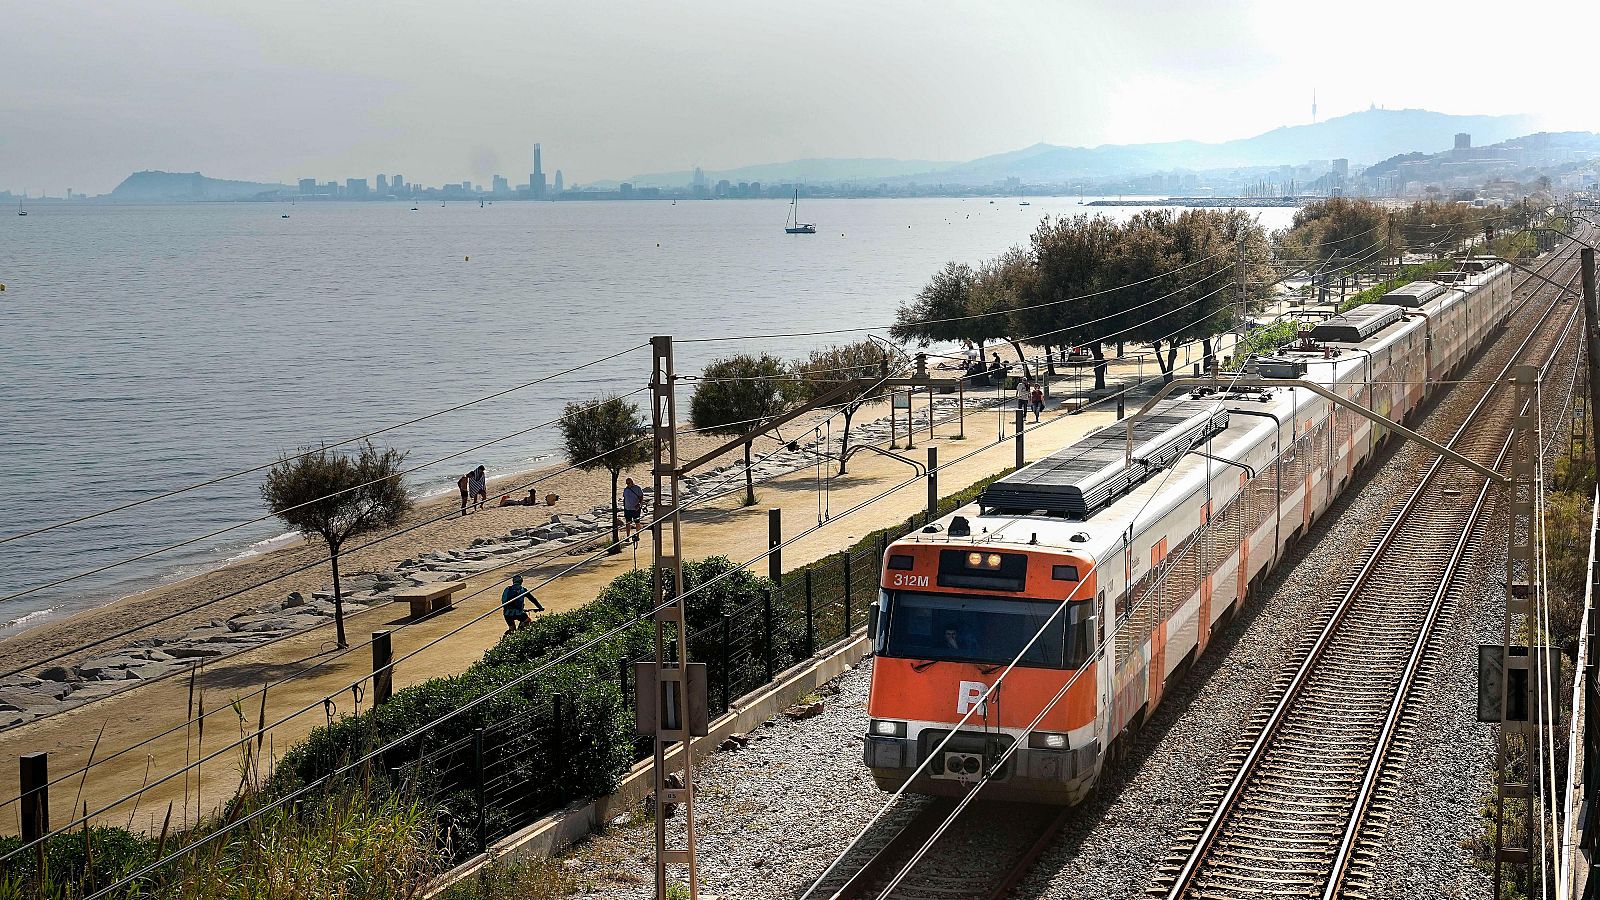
[1150,245,1587,900]
[815,799,1070,900]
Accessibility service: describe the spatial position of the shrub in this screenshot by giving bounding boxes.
[0,827,157,898]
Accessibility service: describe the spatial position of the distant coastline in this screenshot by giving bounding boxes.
[1088,197,1305,207]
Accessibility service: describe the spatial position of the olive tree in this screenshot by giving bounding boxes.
[560,395,651,553]
[689,353,796,506]
[261,443,412,648]
[792,341,888,476]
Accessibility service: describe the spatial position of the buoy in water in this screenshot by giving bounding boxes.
[465,256,470,261]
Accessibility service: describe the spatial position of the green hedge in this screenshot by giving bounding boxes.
[19,466,1024,896]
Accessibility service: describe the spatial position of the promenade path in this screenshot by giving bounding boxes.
[0,340,1233,836]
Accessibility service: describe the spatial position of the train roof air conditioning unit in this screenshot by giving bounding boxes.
[1255,357,1307,379]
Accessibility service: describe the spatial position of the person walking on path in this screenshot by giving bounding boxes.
[622,477,646,545]
[1030,384,1045,423]
[468,465,488,512]
[457,471,472,516]
[1015,379,1031,413]
[500,574,542,633]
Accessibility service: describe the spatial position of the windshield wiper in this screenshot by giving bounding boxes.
[911,659,942,672]
[978,663,1005,674]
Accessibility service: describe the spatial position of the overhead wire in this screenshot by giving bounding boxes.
[807,235,1570,898]
[0,343,652,547]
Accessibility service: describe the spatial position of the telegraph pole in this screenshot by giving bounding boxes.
[1582,249,1599,439]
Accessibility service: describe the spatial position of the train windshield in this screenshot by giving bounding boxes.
[883,591,1091,669]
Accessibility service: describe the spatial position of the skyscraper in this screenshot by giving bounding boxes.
[532,143,546,198]
[492,174,510,195]
[554,170,564,193]
[376,174,389,193]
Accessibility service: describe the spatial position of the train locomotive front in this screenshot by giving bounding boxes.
[863,526,1101,804]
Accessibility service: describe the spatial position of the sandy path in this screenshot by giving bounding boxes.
[0,345,1214,836]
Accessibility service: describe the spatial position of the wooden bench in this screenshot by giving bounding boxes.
[393,581,466,618]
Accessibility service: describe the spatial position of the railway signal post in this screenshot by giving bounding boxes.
[1490,366,1540,895]
[646,335,702,900]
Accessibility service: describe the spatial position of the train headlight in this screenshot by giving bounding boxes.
[1028,732,1069,750]
[871,719,907,738]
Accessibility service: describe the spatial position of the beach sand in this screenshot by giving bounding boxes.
[0,346,1211,836]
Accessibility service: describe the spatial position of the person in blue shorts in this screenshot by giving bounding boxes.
[500,574,542,633]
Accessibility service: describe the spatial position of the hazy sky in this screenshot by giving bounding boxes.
[5,0,1596,195]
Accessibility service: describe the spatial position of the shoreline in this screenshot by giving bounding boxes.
[0,452,564,642]
[0,447,665,674]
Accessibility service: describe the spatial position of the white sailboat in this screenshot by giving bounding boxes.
[785,190,816,234]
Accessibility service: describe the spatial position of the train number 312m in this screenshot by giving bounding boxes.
[889,572,930,588]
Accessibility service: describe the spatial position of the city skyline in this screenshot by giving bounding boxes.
[6,1,1599,194]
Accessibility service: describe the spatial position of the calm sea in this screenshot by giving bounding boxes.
[0,197,1296,637]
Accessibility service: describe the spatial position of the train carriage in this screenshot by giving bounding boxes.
[862,261,1513,803]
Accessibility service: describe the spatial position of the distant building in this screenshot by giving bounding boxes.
[1331,158,1348,177]
[749,181,761,197]
[492,174,510,195]
[376,174,389,194]
[620,182,634,197]
[393,175,405,192]
[1455,132,1471,150]
[532,143,546,198]
[298,178,317,195]
[346,178,369,198]
[553,169,564,193]
[715,178,731,198]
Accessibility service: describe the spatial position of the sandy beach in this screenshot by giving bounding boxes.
[0,344,1216,835]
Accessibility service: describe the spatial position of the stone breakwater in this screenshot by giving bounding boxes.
[0,391,1011,728]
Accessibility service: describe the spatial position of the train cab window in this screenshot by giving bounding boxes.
[882,592,1093,669]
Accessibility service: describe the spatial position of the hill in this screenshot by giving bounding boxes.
[606,108,1538,188]
[107,171,290,201]
[932,108,1537,184]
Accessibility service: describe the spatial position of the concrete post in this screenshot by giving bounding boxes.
[926,447,939,522]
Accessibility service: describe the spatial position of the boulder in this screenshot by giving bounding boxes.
[283,591,306,608]
[164,644,229,660]
[782,700,825,720]
[37,666,73,682]
[77,653,152,678]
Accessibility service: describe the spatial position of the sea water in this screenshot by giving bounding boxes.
[0,198,1295,636]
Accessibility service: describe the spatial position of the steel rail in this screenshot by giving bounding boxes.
[821,800,1069,900]
[1325,296,1581,897]
[1159,249,1585,898]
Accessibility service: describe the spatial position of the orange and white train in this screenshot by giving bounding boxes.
[863,259,1513,802]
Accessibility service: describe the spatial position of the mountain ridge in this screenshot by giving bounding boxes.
[610,108,1538,187]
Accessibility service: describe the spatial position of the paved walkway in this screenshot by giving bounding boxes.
[0,340,1230,836]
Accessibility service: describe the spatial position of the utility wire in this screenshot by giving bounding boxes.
[0,343,651,547]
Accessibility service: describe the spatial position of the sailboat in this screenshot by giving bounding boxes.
[16,200,26,216]
[784,190,815,234]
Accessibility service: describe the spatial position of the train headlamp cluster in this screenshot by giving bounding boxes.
[871,719,907,738]
[1028,732,1069,750]
[966,552,1004,569]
